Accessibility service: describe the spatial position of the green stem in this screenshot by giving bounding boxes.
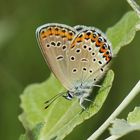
[127,0,140,18]
[87,80,140,140]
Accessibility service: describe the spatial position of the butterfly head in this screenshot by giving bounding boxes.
[64,91,74,100]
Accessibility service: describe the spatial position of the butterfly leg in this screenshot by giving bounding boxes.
[93,84,102,88]
[79,93,90,110]
[84,98,93,103]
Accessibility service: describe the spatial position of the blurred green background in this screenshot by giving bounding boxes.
[0,0,140,140]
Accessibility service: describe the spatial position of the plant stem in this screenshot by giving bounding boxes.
[105,135,118,140]
[87,80,140,140]
[127,0,140,18]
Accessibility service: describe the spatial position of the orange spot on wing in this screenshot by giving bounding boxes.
[54,27,59,35]
[100,47,106,53]
[91,33,97,41]
[40,30,46,39]
[40,30,47,39]
[103,52,107,57]
[51,28,56,35]
[106,56,111,63]
[57,30,61,36]
[103,52,112,63]
[65,32,72,40]
[85,34,89,38]
[74,37,82,43]
[91,37,96,42]
[42,28,52,37]
[59,30,65,37]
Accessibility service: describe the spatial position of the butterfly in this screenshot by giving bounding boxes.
[36,23,112,109]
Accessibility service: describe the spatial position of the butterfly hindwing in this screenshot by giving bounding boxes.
[66,26,112,87]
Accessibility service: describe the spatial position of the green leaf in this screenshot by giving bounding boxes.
[19,134,29,140]
[19,123,44,140]
[19,70,114,140]
[127,107,140,123]
[107,11,140,54]
[107,107,140,140]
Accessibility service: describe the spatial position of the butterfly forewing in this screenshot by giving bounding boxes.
[36,23,77,89]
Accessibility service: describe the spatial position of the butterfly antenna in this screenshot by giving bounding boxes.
[44,92,66,109]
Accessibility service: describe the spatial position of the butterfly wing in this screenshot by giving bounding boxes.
[74,25,86,32]
[66,26,112,88]
[36,23,77,90]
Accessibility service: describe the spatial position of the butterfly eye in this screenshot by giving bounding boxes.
[66,92,74,100]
